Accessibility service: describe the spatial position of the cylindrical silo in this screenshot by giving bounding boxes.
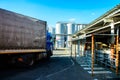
[56,22,61,48]
[67,23,74,48]
[78,24,81,31]
[55,22,66,48]
[67,23,76,40]
[75,24,78,32]
[56,22,61,34]
[67,23,72,35]
[48,27,55,35]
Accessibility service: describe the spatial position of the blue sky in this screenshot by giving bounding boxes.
[0,0,119,27]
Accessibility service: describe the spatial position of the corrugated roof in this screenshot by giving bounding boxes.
[72,4,120,36]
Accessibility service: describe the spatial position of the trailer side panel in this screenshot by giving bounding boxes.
[0,8,46,49]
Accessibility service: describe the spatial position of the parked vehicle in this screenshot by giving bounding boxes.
[0,8,53,66]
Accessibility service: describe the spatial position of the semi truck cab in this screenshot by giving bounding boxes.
[46,31,53,58]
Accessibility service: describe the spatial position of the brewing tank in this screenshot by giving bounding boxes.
[56,22,67,48]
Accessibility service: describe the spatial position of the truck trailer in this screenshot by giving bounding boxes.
[0,8,53,66]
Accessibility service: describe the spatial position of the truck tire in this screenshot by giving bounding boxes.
[25,57,34,66]
[17,54,35,66]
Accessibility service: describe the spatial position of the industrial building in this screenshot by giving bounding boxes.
[55,22,86,48]
[71,4,120,75]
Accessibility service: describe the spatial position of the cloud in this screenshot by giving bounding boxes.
[69,18,76,22]
[91,13,95,15]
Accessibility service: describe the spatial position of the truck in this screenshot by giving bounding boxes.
[0,8,53,66]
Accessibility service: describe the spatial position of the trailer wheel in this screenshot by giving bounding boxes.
[27,58,34,66]
[17,54,35,66]
[25,55,34,66]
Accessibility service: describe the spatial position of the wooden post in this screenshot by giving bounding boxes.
[116,28,119,75]
[80,41,82,56]
[110,43,114,70]
[78,40,80,56]
[75,42,76,60]
[71,44,72,57]
[91,34,94,76]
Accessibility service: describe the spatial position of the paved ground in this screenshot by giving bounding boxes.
[0,49,94,80]
[76,54,120,80]
[0,49,119,80]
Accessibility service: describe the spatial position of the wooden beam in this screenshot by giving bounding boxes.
[91,34,94,76]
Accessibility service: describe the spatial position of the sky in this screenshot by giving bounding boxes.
[0,0,120,27]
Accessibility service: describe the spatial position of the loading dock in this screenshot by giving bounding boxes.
[71,4,120,75]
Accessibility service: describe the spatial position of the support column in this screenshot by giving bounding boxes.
[81,39,85,56]
[55,40,57,49]
[75,42,76,59]
[71,43,72,57]
[80,41,82,56]
[116,28,119,75]
[78,40,80,56]
[76,42,78,56]
[91,34,94,76]
[110,22,115,69]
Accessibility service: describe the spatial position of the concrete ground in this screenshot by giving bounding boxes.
[0,49,119,80]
